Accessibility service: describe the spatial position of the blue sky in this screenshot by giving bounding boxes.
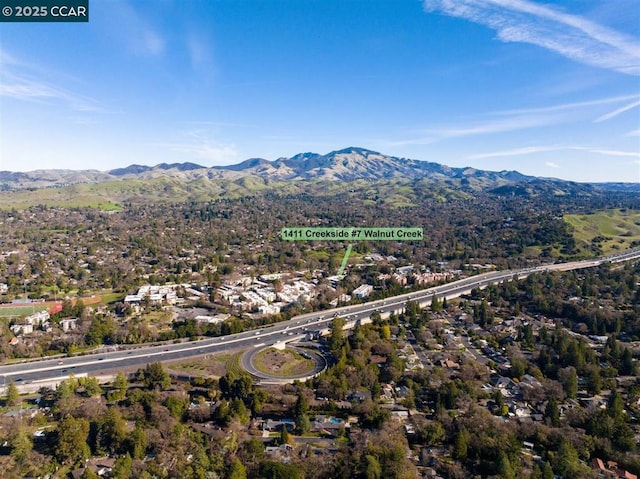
[1,0,639,182]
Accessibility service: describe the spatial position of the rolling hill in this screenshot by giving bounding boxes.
[0,147,636,209]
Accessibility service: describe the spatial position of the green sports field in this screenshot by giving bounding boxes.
[0,304,51,318]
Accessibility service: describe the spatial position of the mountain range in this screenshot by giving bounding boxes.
[0,147,542,188]
[0,148,637,207]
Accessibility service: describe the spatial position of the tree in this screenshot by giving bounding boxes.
[607,389,624,421]
[586,366,602,395]
[453,429,470,460]
[128,423,147,459]
[430,294,441,312]
[241,437,265,465]
[295,413,310,434]
[621,348,634,375]
[228,458,247,479]
[545,397,560,426]
[138,362,170,390]
[166,394,188,419]
[364,454,382,479]
[329,316,346,356]
[556,438,586,479]
[497,451,515,479]
[559,367,578,399]
[381,324,391,340]
[294,393,309,417]
[280,425,292,445]
[56,414,90,464]
[114,371,128,391]
[109,372,128,401]
[100,407,127,454]
[220,372,253,401]
[111,453,133,479]
[82,469,99,479]
[80,376,102,396]
[5,379,20,407]
[9,428,32,463]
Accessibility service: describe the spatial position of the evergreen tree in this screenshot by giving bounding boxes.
[138,362,170,390]
[545,397,560,426]
[280,425,292,445]
[565,368,578,399]
[9,428,32,463]
[498,451,515,479]
[5,379,19,407]
[621,348,634,375]
[81,469,99,479]
[364,454,382,479]
[453,429,470,460]
[430,294,441,312]
[56,414,90,465]
[100,406,127,454]
[228,458,247,479]
[128,423,147,460]
[111,453,133,479]
[329,316,346,356]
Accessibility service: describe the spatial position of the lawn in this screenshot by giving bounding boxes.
[0,304,51,318]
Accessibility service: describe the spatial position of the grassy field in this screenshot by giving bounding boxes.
[167,352,234,379]
[0,304,50,318]
[253,347,314,377]
[99,292,125,304]
[565,209,640,254]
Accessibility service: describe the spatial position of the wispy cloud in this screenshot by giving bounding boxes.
[0,48,103,111]
[495,94,639,116]
[594,100,640,122]
[467,145,640,160]
[545,161,560,168]
[390,94,639,146]
[626,129,640,137]
[423,0,640,75]
[186,33,216,75]
[468,145,563,160]
[588,148,640,158]
[388,115,555,146]
[143,31,164,57]
[107,2,165,57]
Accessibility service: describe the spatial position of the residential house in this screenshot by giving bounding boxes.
[592,458,638,479]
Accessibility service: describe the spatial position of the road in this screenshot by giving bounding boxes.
[459,334,489,365]
[1,248,639,389]
[240,341,327,383]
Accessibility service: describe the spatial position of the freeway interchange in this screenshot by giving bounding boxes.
[1,248,639,390]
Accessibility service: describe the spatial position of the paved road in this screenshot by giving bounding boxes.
[241,341,327,383]
[459,334,489,365]
[1,248,638,389]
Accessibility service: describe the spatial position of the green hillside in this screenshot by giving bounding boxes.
[0,176,474,210]
[565,209,640,254]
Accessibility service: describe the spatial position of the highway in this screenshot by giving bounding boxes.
[1,248,639,390]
